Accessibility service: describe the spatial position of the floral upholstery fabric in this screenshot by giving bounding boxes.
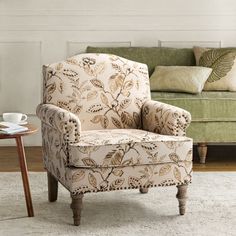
[69,129,192,168]
[37,103,81,143]
[142,100,191,136]
[67,162,192,194]
[41,123,68,186]
[43,53,150,130]
[37,53,193,195]
[41,123,192,194]
[41,124,192,194]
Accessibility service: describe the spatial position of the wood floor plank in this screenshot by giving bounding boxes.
[0,146,236,172]
[0,147,44,172]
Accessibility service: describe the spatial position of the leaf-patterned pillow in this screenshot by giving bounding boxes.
[193,46,236,91]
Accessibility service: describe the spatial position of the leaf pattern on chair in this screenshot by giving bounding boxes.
[87,104,103,113]
[109,74,124,93]
[110,151,123,166]
[38,53,193,195]
[40,123,192,194]
[128,176,142,188]
[101,115,109,128]
[72,170,85,182]
[43,53,150,130]
[46,82,56,95]
[87,91,98,101]
[142,100,191,136]
[159,165,171,176]
[63,69,78,77]
[169,153,180,162]
[82,158,97,167]
[119,99,131,110]
[185,149,192,161]
[121,112,134,127]
[133,112,141,128]
[90,79,104,89]
[173,167,182,182]
[113,169,124,177]
[111,116,122,128]
[88,173,97,188]
[69,129,192,168]
[110,178,125,189]
[100,93,109,106]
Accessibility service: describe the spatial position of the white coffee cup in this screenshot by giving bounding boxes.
[2,113,28,124]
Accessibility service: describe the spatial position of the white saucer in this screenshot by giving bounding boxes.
[18,121,28,125]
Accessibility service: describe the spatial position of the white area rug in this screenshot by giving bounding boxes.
[0,172,236,236]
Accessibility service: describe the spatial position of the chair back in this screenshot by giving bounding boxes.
[43,53,151,130]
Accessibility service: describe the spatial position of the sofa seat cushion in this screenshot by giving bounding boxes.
[68,129,192,168]
[151,91,236,122]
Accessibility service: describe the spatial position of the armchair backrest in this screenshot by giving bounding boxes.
[43,53,151,130]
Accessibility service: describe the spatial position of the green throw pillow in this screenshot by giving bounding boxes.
[150,66,212,94]
[193,47,236,91]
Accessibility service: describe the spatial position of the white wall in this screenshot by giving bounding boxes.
[1,0,236,146]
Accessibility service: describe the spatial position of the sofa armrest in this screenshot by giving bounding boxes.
[36,103,81,143]
[142,100,191,136]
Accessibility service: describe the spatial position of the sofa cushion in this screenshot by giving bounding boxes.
[151,91,236,122]
[150,66,212,94]
[194,47,236,91]
[187,122,236,143]
[86,47,195,75]
[68,129,192,168]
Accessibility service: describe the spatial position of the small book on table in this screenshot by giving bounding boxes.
[0,122,28,134]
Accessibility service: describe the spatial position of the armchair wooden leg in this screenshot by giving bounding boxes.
[197,143,207,164]
[176,184,188,215]
[71,193,84,226]
[47,172,58,202]
[139,187,149,194]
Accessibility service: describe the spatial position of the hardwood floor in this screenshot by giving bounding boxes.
[0,145,236,172]
[0,147,43,172]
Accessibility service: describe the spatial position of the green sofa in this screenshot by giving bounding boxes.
[86,46,236,163]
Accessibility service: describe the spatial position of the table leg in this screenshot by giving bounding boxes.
[15,136,34,217]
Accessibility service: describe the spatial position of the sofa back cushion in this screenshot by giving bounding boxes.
[194,46,236,91]
[43,53,151,130]
[86,47,196,76]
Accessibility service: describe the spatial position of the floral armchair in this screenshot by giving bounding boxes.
[36,53,192,226]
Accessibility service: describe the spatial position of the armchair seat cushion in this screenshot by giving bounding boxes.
[68,129,192,168]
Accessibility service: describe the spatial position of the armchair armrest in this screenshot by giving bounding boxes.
[36,103,81,143]
[142,100,191,136]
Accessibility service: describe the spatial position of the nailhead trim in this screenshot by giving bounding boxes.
[71,179,191,195]
[64,118,80,165]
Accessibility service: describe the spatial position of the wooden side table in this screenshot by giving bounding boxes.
[0,124,37,217]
